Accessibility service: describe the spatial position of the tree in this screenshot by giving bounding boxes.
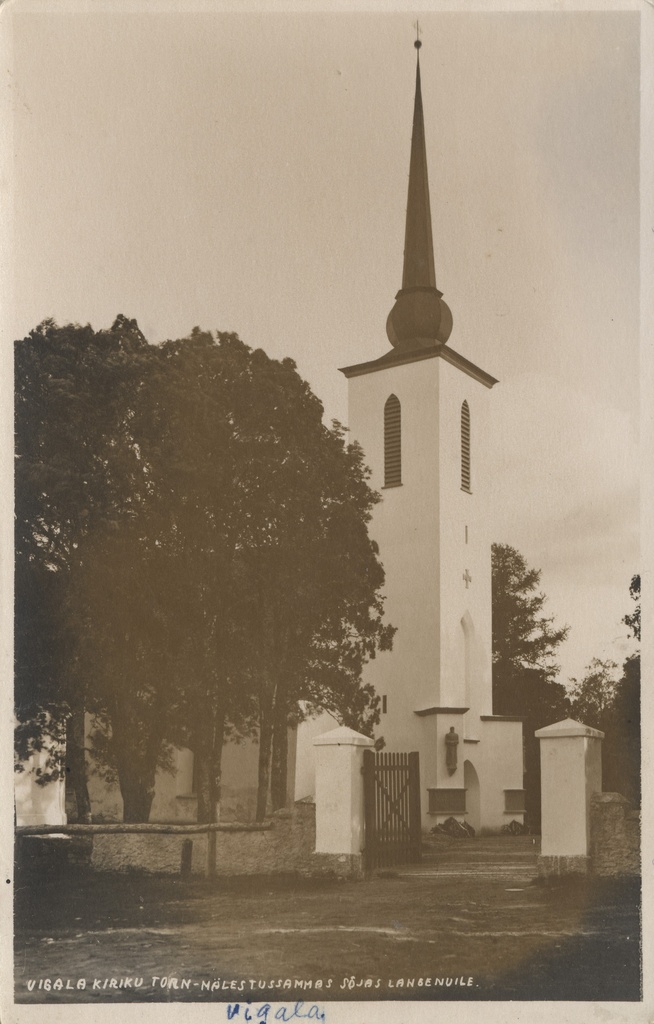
[15,320,394,824]
[492,543,569,684]
[232,421,394,817]
[69,521,196,821]
[569,654,639,803]
[618,575,640,804]
[134,330,393,821]
[624,574,640,643]
[491,543,570,830]
[616,574,640,803]
[568,658,620,724]
[568,579,640,805]
[14,316,154,819]
[608,653,640,806]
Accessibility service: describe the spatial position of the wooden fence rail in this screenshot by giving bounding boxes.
[16,822,272,836]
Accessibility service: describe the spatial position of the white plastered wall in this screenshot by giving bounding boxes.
[347,356,442,750]
[476,718,525,832]
[436,357,494,722]
[346,349,523,831]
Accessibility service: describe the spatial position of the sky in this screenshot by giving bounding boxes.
[3,3,642,686]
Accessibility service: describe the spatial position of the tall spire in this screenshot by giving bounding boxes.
[402,44,435,290]
[386,36,452,350]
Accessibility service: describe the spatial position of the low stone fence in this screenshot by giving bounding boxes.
[206,801,314,876]
[590,793,640,877]
[16,801,362,879]
[202,800,360,878]
[92,825,212,876]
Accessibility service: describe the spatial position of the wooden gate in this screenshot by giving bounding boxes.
[362,749,421,870]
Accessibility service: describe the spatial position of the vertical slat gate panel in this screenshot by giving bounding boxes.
[405,753,409,856]
[387,756,391,866]
[399,753,405,862]
[362,748,376,871]
[393,754,399,865]
[395,755,400,865]
[409,751,422,863]
[378,753,384,864]
[386,754,391,868]
[374,755,380,869]
[362,749,421,871]
[405,753,410,860]
[378,754,384,868]
[402,754,409,861]
[407,754,412,859]
[388,753,393,867]
[380,753,385,867]
[400,755,405,861]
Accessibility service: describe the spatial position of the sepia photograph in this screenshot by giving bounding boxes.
[1,2,650,1022]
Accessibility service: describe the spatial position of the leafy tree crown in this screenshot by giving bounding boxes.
[491,542,569,681]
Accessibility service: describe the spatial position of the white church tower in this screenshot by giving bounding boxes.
[340,41,524,833]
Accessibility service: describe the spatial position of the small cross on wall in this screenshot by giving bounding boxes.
[463,569,472,589]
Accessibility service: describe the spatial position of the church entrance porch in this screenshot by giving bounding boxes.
[415,710,524,834]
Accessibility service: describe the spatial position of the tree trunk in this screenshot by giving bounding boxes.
[114,711,163,823]
[211,710,226,811]
[119,769,156,823]
[256,680,275,822]
[271,695,289,812]
[195,700,226,824]
[255,599,278,822]
[66,706,92,823]
[195,712,213,825]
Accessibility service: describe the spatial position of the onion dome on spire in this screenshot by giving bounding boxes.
[386,37,453,350]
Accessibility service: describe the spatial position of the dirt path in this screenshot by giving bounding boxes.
[13,857,640,1004]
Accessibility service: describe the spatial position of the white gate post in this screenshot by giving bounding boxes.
[313,726,373,861]
[535,718,604,876]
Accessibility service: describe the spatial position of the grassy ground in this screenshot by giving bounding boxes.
[13,851,641,1004]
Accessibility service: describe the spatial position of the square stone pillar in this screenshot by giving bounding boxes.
[313,726,374,859]
[535,718,604,876]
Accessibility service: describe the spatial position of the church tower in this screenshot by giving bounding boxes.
[340,39,524,833]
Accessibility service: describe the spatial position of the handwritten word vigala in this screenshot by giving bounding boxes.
[227,1002,325,1022]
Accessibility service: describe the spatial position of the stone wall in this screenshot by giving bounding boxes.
[91,830,210,875]
[89,801,362,878]
[590,793,640,877]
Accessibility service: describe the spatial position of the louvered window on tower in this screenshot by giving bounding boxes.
[384,394,402,487]
[461,400,471,492]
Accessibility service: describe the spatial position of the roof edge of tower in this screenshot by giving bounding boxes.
[339,343,498,388]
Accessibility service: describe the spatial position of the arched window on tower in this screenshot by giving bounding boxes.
[384,394,402,487]
[461,400,471,493]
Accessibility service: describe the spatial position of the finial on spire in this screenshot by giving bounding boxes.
[385,35,453,351]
